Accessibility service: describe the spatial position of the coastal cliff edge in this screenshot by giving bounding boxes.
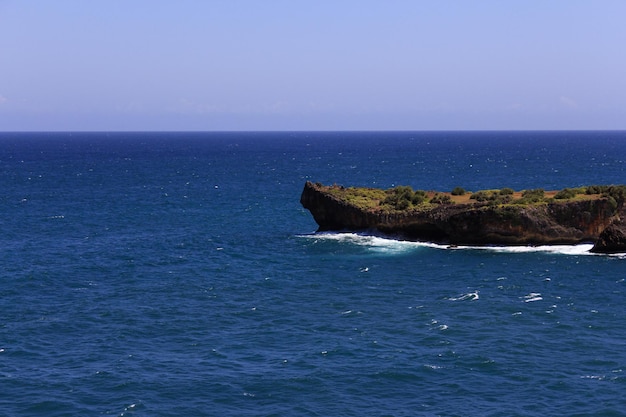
[301,181,626,253]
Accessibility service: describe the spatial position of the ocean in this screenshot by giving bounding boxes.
[1,131,625,416]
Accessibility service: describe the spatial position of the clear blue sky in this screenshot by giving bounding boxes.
[1,1,625,131]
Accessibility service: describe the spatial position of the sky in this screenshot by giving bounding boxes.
[1,1,625,131]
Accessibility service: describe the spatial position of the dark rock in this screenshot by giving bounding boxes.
[591,218,626,253]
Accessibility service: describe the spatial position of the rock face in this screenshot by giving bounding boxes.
[591,218,626,253]
[300,181,621,249]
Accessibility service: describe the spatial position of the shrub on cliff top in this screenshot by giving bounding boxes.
[603,185,626,207]
[325,185,387,210]
[430,193,453,205]
[522,188,544,198]
[470,189,511,205]
[411,190,427,205]
[515,188,545,204]
[554,188,577,200]
[584,185,626,207]
[451,187,466,196]
[382,185,429,210]
[586,185,609,195]
[382,185,413,209]
[470,190,491,202]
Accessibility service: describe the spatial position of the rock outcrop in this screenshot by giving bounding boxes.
[591,218,626,253]
[301,181,623,251]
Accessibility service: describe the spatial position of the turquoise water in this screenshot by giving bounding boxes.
[1,131,625,416]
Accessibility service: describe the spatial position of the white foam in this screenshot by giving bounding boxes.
[523,292,543,303]
[448,291,479,301]
[299,232,428,254]
[298,232,610,257]
[466,243,595,256]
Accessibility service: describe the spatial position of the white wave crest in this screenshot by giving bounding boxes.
[298,232,603,256]
[480,244,594,255]
[299,232,428,254]
[523,293,543,303]
[448,291,479,301]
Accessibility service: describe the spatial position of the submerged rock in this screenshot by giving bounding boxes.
[301,181,622,251]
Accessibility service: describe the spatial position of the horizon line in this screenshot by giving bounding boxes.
[1,128,626,134]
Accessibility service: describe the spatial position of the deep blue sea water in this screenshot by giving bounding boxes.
[1,131,626,416]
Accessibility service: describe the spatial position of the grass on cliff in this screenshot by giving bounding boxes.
[324,185,388,210]
[322,184,626,212]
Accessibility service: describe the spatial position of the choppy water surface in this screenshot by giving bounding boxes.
[1,131,625,416]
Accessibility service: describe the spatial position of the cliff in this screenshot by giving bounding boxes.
[301,181,626,251]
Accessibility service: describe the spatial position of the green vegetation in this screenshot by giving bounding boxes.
[321,183,626,212]
[325,185,387,210]
[515,188,545,204]
[585,185,626,210]
[606,185,626,206]
[586,185,626,201]
[430,193,452,205]
[553,188,577,200]
[470,189,513,205]
[470,190,493,202]
[586,185,610,194]
[411,190,428,205]
[381,185,429,210]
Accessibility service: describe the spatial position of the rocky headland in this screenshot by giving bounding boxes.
[300,181,626,254]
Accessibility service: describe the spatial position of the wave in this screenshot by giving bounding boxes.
[298,232,430,255]
[523,292,543,302]
[298,232,623,257]
[448,291,480,301]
